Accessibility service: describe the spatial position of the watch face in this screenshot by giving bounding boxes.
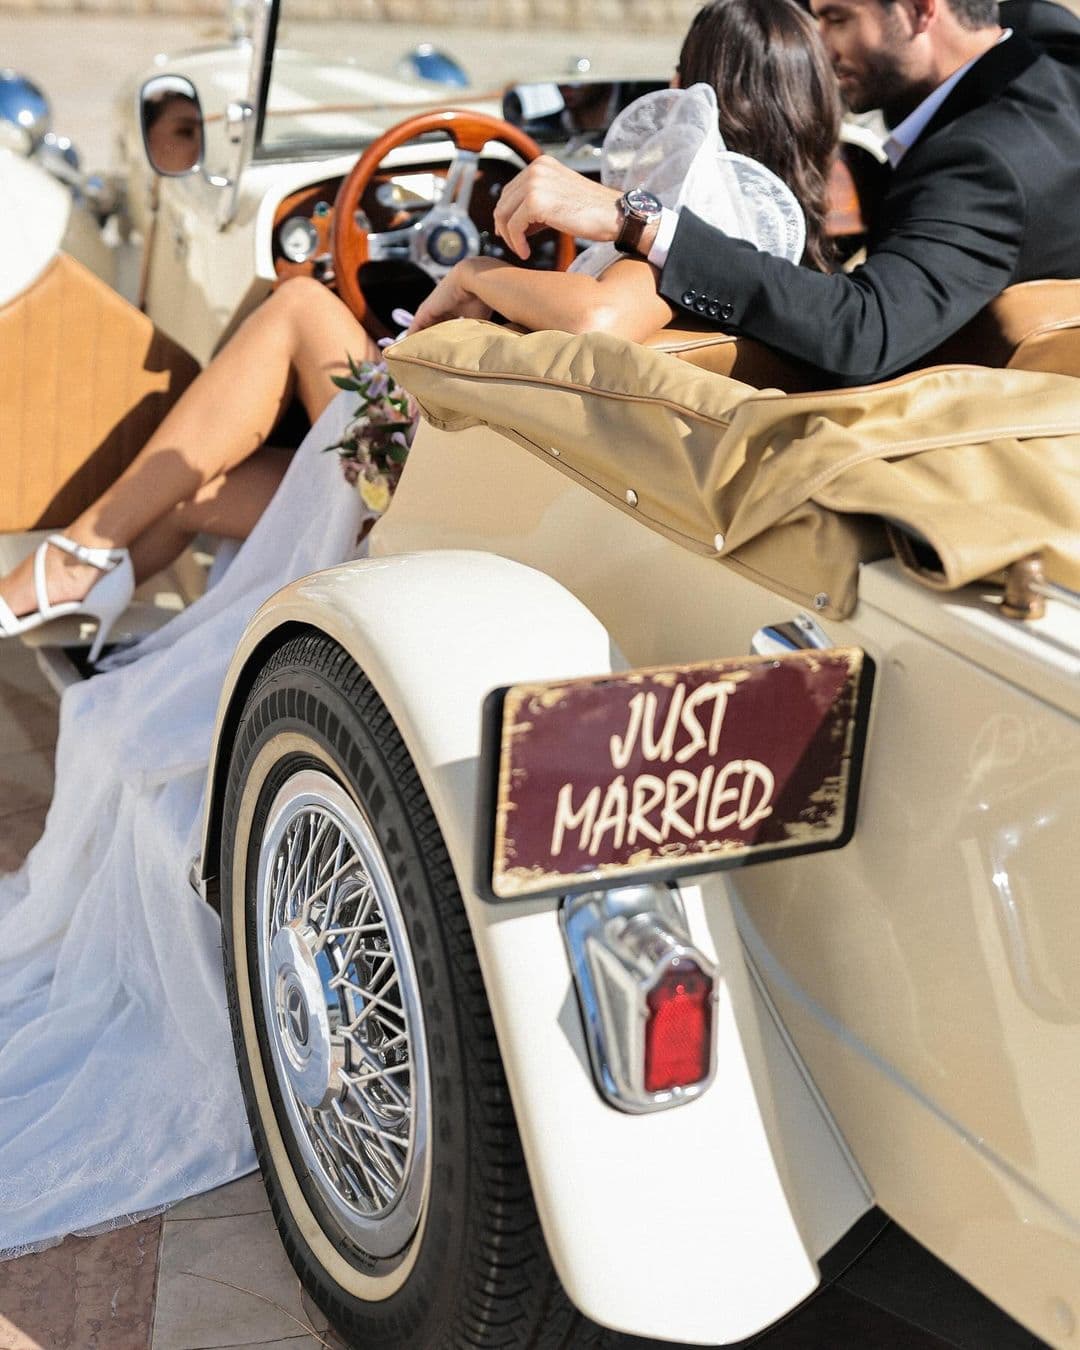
[625,187,661,217]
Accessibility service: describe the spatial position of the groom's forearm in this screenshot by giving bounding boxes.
[659,218,889,384]
[659,143,1023,386]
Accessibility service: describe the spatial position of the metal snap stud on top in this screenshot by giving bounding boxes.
[625,489,639,507]
[813,592,829,610]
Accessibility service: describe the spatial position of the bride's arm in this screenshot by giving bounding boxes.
[408,256,676,341]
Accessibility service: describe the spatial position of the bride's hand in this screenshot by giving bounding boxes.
[407,261,494,336]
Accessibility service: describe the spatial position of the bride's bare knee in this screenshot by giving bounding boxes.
[260,278,361,364]
[271,276,345,328]
[273,274,331,308]
[231,277,334,351]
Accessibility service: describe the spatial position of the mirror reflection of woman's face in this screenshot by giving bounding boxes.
[147,96,202,174]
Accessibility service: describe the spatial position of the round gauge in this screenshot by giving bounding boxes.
[278,216,320,264]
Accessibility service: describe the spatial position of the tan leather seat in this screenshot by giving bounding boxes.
[643,322,823,392]
[646,279,1080,391]
[926,279,1080,377]
[0,253,200,532]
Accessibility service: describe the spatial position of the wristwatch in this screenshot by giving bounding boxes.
[614,187,663,256]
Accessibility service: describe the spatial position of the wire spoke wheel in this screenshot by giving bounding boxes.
[257,770,429,1258]
[220,633,614,1348]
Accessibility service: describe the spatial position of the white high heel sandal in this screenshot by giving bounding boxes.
[0,534,135,664]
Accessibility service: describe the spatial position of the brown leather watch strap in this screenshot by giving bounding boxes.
[615,190,662,256]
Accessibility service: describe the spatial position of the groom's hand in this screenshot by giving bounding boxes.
[495,155,622,260]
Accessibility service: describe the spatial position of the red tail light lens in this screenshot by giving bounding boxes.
[644,959,714,1093]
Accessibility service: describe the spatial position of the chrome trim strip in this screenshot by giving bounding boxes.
[752,613,832,656]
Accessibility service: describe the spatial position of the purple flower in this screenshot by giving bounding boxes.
[328,352,419,491]
[364,366,390,401]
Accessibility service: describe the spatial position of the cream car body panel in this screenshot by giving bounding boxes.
[352,422,1080,1348]
[0,149,71,304]
[200,549,870,1344]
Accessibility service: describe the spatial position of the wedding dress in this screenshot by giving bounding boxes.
[0,394,362,1256]
[0,82,805,1258]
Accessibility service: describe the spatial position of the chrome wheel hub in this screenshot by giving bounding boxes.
[269,922,343,1111]
[256,769,430,1258]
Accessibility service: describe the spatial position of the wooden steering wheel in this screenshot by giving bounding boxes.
[331,108,577,340]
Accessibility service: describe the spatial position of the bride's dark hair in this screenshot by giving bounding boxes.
[677,0,842,271]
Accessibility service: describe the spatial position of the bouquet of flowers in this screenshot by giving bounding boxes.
[323,356,418,515]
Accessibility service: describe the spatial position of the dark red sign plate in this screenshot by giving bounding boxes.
[478,648,873,901]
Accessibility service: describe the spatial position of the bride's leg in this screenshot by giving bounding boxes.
[124,446,295,583]
[0,279,375,614]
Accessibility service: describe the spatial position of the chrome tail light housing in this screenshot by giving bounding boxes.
[561,884,717,1113]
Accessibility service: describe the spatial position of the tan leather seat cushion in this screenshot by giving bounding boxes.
[927,279,1080,377]
[387,320,1080,615]
[643,280,1080,390]
[643,322,823,392]
[0,253,200,532]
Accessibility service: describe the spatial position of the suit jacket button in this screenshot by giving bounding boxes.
[694,298,708,313]
[720,302,734,320]
[681,290,697,307]
[706,302,720,318]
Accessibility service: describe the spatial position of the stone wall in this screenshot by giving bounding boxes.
[9,0,1074,27]
[292,0,701,27]
[0,0,701,28]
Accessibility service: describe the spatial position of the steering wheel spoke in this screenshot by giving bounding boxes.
[365,224,419,264]
[331,110,576,341]
[440,150,480,214]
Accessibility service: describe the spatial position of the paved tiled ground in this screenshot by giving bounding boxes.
[0,1220,162,1350]
[0,1181,340,1350]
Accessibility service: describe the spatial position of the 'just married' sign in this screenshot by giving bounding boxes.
[477,648,874,901]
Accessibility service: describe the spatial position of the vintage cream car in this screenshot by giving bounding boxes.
[2,3,1080,1348]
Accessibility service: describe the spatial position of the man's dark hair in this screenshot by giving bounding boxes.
[942,0,999,27]
[883,0,999,29]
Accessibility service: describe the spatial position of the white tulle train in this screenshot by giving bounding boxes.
[0,393,362,1257]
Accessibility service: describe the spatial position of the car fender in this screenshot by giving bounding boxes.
[201,548,869,1344]
[0,150,70,306]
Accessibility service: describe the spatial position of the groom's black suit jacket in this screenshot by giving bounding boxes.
[659,1,1080,385]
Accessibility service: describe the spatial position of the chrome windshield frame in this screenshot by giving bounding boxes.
[249,0,283,163]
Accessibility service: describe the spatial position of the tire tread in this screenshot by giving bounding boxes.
[221,633,614,1350]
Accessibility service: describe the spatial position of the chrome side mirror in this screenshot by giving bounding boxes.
[139,75,204,178]
[0,68,51,151]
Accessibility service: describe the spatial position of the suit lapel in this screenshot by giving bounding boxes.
[918,32,1041,144]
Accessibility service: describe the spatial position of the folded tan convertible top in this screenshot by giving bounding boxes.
[387,321,1080,619]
